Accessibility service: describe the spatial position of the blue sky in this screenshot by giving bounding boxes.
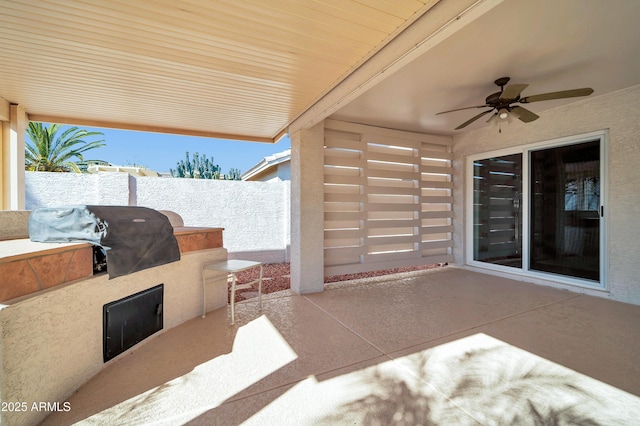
[54,125,291,175]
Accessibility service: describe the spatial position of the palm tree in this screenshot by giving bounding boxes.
[25,123,106,172]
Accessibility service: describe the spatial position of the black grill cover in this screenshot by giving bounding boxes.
[29,205,180,279]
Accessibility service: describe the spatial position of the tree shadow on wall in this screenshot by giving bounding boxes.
[320,337,624,425]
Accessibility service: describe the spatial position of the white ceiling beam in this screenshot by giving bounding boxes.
[288,0,504,135]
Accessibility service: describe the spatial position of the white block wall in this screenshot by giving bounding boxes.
[25,173,290,263]
[25,172,131,207]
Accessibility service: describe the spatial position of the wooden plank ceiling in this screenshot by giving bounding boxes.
[0,0,438,142]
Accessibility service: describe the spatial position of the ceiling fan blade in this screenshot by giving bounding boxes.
[486,113,498,123]
[520,88,594,103]
[511,106,539,123]
[455,110,494,130]
[500,83,529,100]
[436,105,488,115]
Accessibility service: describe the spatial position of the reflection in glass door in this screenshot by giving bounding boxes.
[473,154,522,267]
[530,141,600,281]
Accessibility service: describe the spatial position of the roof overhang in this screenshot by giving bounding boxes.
[0,0,465,142]
[5,1,632,140]
[329,0,640,135]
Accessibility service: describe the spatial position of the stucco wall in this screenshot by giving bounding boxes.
[453,84,640,305]
[0,210,30,240]
[25,172,131,207]
[290,123,325,294]
[25,175,291,263]
[0,248,227,426]
[134,179,290,262]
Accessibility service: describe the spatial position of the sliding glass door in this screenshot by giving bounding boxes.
[529,141,600,281]
[468,133,605,288]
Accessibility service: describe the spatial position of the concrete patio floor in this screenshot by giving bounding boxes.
[43,267,640,425]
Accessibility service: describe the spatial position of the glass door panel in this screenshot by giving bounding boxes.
[529,141,600,281]
[473,153,523,267]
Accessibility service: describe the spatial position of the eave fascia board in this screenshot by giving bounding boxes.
[27,115,277,144]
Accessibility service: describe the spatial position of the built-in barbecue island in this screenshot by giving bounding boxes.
[0,208,228,426]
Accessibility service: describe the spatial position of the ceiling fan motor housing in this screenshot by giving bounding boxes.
[494,76,510,87]
[485,92,517,110]
[487,76,519,110]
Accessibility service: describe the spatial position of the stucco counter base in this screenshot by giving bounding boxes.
[0,227,227,426]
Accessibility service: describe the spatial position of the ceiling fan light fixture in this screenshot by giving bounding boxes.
[436,77,594,130]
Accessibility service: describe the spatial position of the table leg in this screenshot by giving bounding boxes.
[201,269,207,318]
[258,264,263,310]
[230,272,237,325]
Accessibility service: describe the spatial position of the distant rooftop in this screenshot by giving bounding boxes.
[241,149,291,181]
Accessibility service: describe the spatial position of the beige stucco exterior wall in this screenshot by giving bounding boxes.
[0,248,227,426]
[290,122,325,294]
[453,84,640,305]
[0,210,30,240]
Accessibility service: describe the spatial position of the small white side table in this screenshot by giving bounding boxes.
[202,259,263,324]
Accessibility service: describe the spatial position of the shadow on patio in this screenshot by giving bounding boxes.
[43,268,640,425]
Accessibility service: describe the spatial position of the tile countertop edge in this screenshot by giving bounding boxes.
[1,227,224,263]
[173,226,224,235]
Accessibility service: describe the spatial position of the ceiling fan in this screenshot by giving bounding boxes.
[437,77,594,130]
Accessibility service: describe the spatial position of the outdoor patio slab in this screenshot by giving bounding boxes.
[388,334,640,425]
[222,295,384,401]
[43,294,382,425]
[41,267,640,425]
[307,268,578,354]
[389,291,640,396]
[184,356,482,426]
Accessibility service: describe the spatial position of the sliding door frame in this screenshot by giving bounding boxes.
[465,130,608,290]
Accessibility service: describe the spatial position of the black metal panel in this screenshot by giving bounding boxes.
[103,284,163,362]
